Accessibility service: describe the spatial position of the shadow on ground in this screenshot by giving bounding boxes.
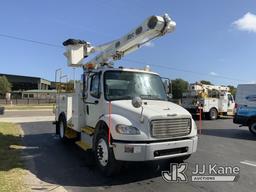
[202,128,256,141]
[20,122,175,188]
[0,132,23,171]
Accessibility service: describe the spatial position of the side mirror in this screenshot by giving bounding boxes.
[132,97,144,123]
[132,97,142,108]
[167,94,173,101]
[161,77,171,94]
[165,82,169,93]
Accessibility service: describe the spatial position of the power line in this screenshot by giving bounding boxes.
[123,58,248,83]
[0,33,249,83]
[0,33,62,48]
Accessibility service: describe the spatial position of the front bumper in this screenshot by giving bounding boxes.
[112,136,198,161]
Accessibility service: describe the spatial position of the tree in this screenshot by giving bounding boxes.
[171,78,189,99]
[200,80,212,85]
[227,85,237,96]
[0,76,11,94]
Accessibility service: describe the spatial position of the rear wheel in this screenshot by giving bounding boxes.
[249,120,256,136]
[58,116,67,142]
[208,108,218,120]
[94,130,121,176]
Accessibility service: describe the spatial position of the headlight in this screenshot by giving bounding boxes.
[115,124,140,135]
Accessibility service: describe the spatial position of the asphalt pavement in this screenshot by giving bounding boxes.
[19,117,256,192]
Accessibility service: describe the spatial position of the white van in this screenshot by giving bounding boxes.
[233,84,256,135]
[235,84,256,109]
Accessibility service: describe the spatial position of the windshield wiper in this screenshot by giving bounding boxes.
[140,95,161,100]
[108,95,132,100]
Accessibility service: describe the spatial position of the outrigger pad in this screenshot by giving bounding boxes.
[63,39,87,46]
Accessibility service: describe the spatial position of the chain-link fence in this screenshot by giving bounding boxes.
[0,99,55,105]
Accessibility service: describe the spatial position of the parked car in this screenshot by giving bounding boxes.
[0,106,5,115]
[233,84,256,135]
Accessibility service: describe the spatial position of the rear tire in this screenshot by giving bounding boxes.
[56,121,60,135]
[249,120,256,136]
[58,116,67,142]
[208,108,218,120]
[94,130,121,176]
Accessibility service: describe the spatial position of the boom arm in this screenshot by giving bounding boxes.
[63,13,176,69]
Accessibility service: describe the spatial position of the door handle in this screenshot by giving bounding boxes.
[84,100,99,105]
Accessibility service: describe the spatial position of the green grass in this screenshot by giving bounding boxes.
[0,122,27,192]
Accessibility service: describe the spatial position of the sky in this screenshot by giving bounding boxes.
[0,0,256,86]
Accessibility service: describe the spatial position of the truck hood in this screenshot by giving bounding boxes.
[111,100,191,121]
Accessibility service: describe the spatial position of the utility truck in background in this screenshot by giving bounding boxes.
[54,14,198,176]
[182,82,235,120]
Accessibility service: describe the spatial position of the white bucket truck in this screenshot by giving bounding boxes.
[55,14,198,175]
[182,82,235,120]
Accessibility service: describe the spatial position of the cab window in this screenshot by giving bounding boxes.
[90,73,101,98]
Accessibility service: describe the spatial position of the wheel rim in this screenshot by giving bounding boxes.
[211,109,217,119]
[251,123,256,133]
[60,121,64,138]
[97,138,109,167]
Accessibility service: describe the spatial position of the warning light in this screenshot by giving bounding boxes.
[86,63,96,70]
[144,65,151,71]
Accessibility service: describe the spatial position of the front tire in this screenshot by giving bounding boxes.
[94,130,121,176]
[249,120,256,136]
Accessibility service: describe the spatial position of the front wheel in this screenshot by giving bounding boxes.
[249,120,256,136]
[94,130,121,176]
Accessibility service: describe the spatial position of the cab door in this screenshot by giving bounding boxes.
[85,72,103,128]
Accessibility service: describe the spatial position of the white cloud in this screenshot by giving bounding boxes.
[210,72,218,76]
[233,12,256,33]
[143,41,154,48]
[246,81,256,84]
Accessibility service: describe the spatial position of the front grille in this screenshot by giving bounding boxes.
[151,118,191,138]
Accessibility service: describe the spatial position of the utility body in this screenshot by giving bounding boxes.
[54,14,198,175]
[182,82,235,120]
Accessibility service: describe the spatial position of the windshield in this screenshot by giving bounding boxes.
[104,71,167,101]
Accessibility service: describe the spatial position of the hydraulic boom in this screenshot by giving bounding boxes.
[63,14,176,69]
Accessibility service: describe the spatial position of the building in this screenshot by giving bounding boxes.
[0,73,55,100]
[0,73,51,91]
[22,89,57,99]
